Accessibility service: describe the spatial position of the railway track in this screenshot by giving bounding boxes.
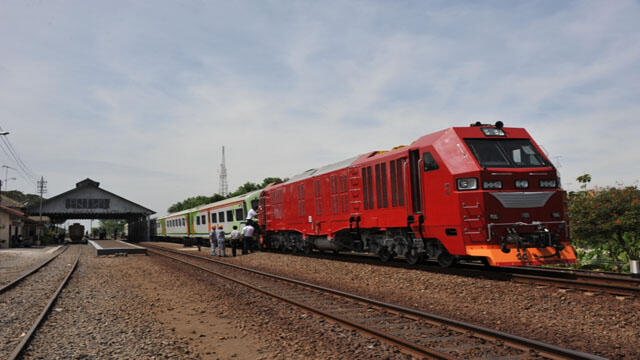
[0,245,69,294]
[250,247,640,297]
[496,265,640,297]
[1,246,80,360]
[144,244,604,360]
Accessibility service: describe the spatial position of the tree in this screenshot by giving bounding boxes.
[569,180,640,264]
[227,182,260,198]
[2,190,43,208]
[260,177,284,188]
[167,177,285,213]
[576,174,592,190]
[167,194,226,213]
[99,219,127,236]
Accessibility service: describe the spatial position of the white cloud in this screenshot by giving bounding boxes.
[0,0,638,215]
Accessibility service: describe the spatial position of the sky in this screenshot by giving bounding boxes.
[0,0,639,217]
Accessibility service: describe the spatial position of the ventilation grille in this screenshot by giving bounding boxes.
[489,192,554,208]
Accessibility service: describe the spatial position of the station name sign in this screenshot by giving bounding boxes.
[65,198,111,209]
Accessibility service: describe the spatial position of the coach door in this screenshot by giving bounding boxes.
[408,149,423,215]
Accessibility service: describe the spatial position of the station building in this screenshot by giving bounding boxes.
[0,195,42,248]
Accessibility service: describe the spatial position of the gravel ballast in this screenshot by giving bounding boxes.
[20,244,407,359]
[4,241,634,359]
[0,246,62,287]
[157,243,638,359]
[0,245,78,358]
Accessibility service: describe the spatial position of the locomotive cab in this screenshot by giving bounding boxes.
[447,123,576,266]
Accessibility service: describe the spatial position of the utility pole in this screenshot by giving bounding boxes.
[219,146,228,196]
[37,176,47,244]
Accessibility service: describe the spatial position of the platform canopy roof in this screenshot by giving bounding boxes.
[27,178,155,223]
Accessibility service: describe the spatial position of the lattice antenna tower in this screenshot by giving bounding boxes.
[219,146,228,196]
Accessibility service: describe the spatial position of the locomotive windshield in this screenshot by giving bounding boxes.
[464,139,549,168]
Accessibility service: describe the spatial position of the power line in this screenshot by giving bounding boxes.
[0,128,38,179]
[0,140,36,186]
[0,124,39,186]
[0,142,35,186]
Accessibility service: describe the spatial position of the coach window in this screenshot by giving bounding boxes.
[423,152,439,171]
[211,213,217,223]
[196,216,200,225]
[219,212,225,222]
[226,210,233,222]
[201,215,206,224]
[235,208,243,221]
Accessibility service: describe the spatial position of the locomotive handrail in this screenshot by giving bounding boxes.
[402,158,411,219]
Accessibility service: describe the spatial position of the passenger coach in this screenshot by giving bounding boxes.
[156,190,260,241]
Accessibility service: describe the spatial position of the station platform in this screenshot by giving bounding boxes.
[89,240,147,256]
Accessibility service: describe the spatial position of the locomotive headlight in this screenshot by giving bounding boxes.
[539,179,557,188]
[456,177,478,191]
[481,128,505,136]
[483,180,503,189]
[515,179,529,189]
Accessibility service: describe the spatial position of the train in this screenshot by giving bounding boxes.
[155,123,577,267]
[155,191,260,242]
[68,223,85,243]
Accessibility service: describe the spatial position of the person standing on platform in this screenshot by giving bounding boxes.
[216,225,226,257]
[209,226,217,256]
[241,223,254,255]
[229,225,241,257]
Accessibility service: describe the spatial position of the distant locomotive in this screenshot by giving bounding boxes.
[260,122,576,267]
[68,223,85,243]
[156,123,576,267]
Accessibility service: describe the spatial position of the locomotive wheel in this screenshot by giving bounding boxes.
[405,250,423,265]
[303,244,312,255]
[378,248,392,262]
[437,251,456,268]
[481,257,492,268]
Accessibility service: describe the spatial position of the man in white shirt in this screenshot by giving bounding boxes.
[246,208,257,227]
[229,225,241,256]
[246,207,257,220]
[241,223,254,255]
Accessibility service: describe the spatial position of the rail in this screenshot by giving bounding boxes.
[7,252,80,360]
[0,245,69,294]
[144,243,604,360]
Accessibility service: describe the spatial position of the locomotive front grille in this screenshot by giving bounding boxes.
[489,191,554,208]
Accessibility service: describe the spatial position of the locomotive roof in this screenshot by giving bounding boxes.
[284,155,361,184]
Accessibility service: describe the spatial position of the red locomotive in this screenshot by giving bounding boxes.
[258,123,576,267]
